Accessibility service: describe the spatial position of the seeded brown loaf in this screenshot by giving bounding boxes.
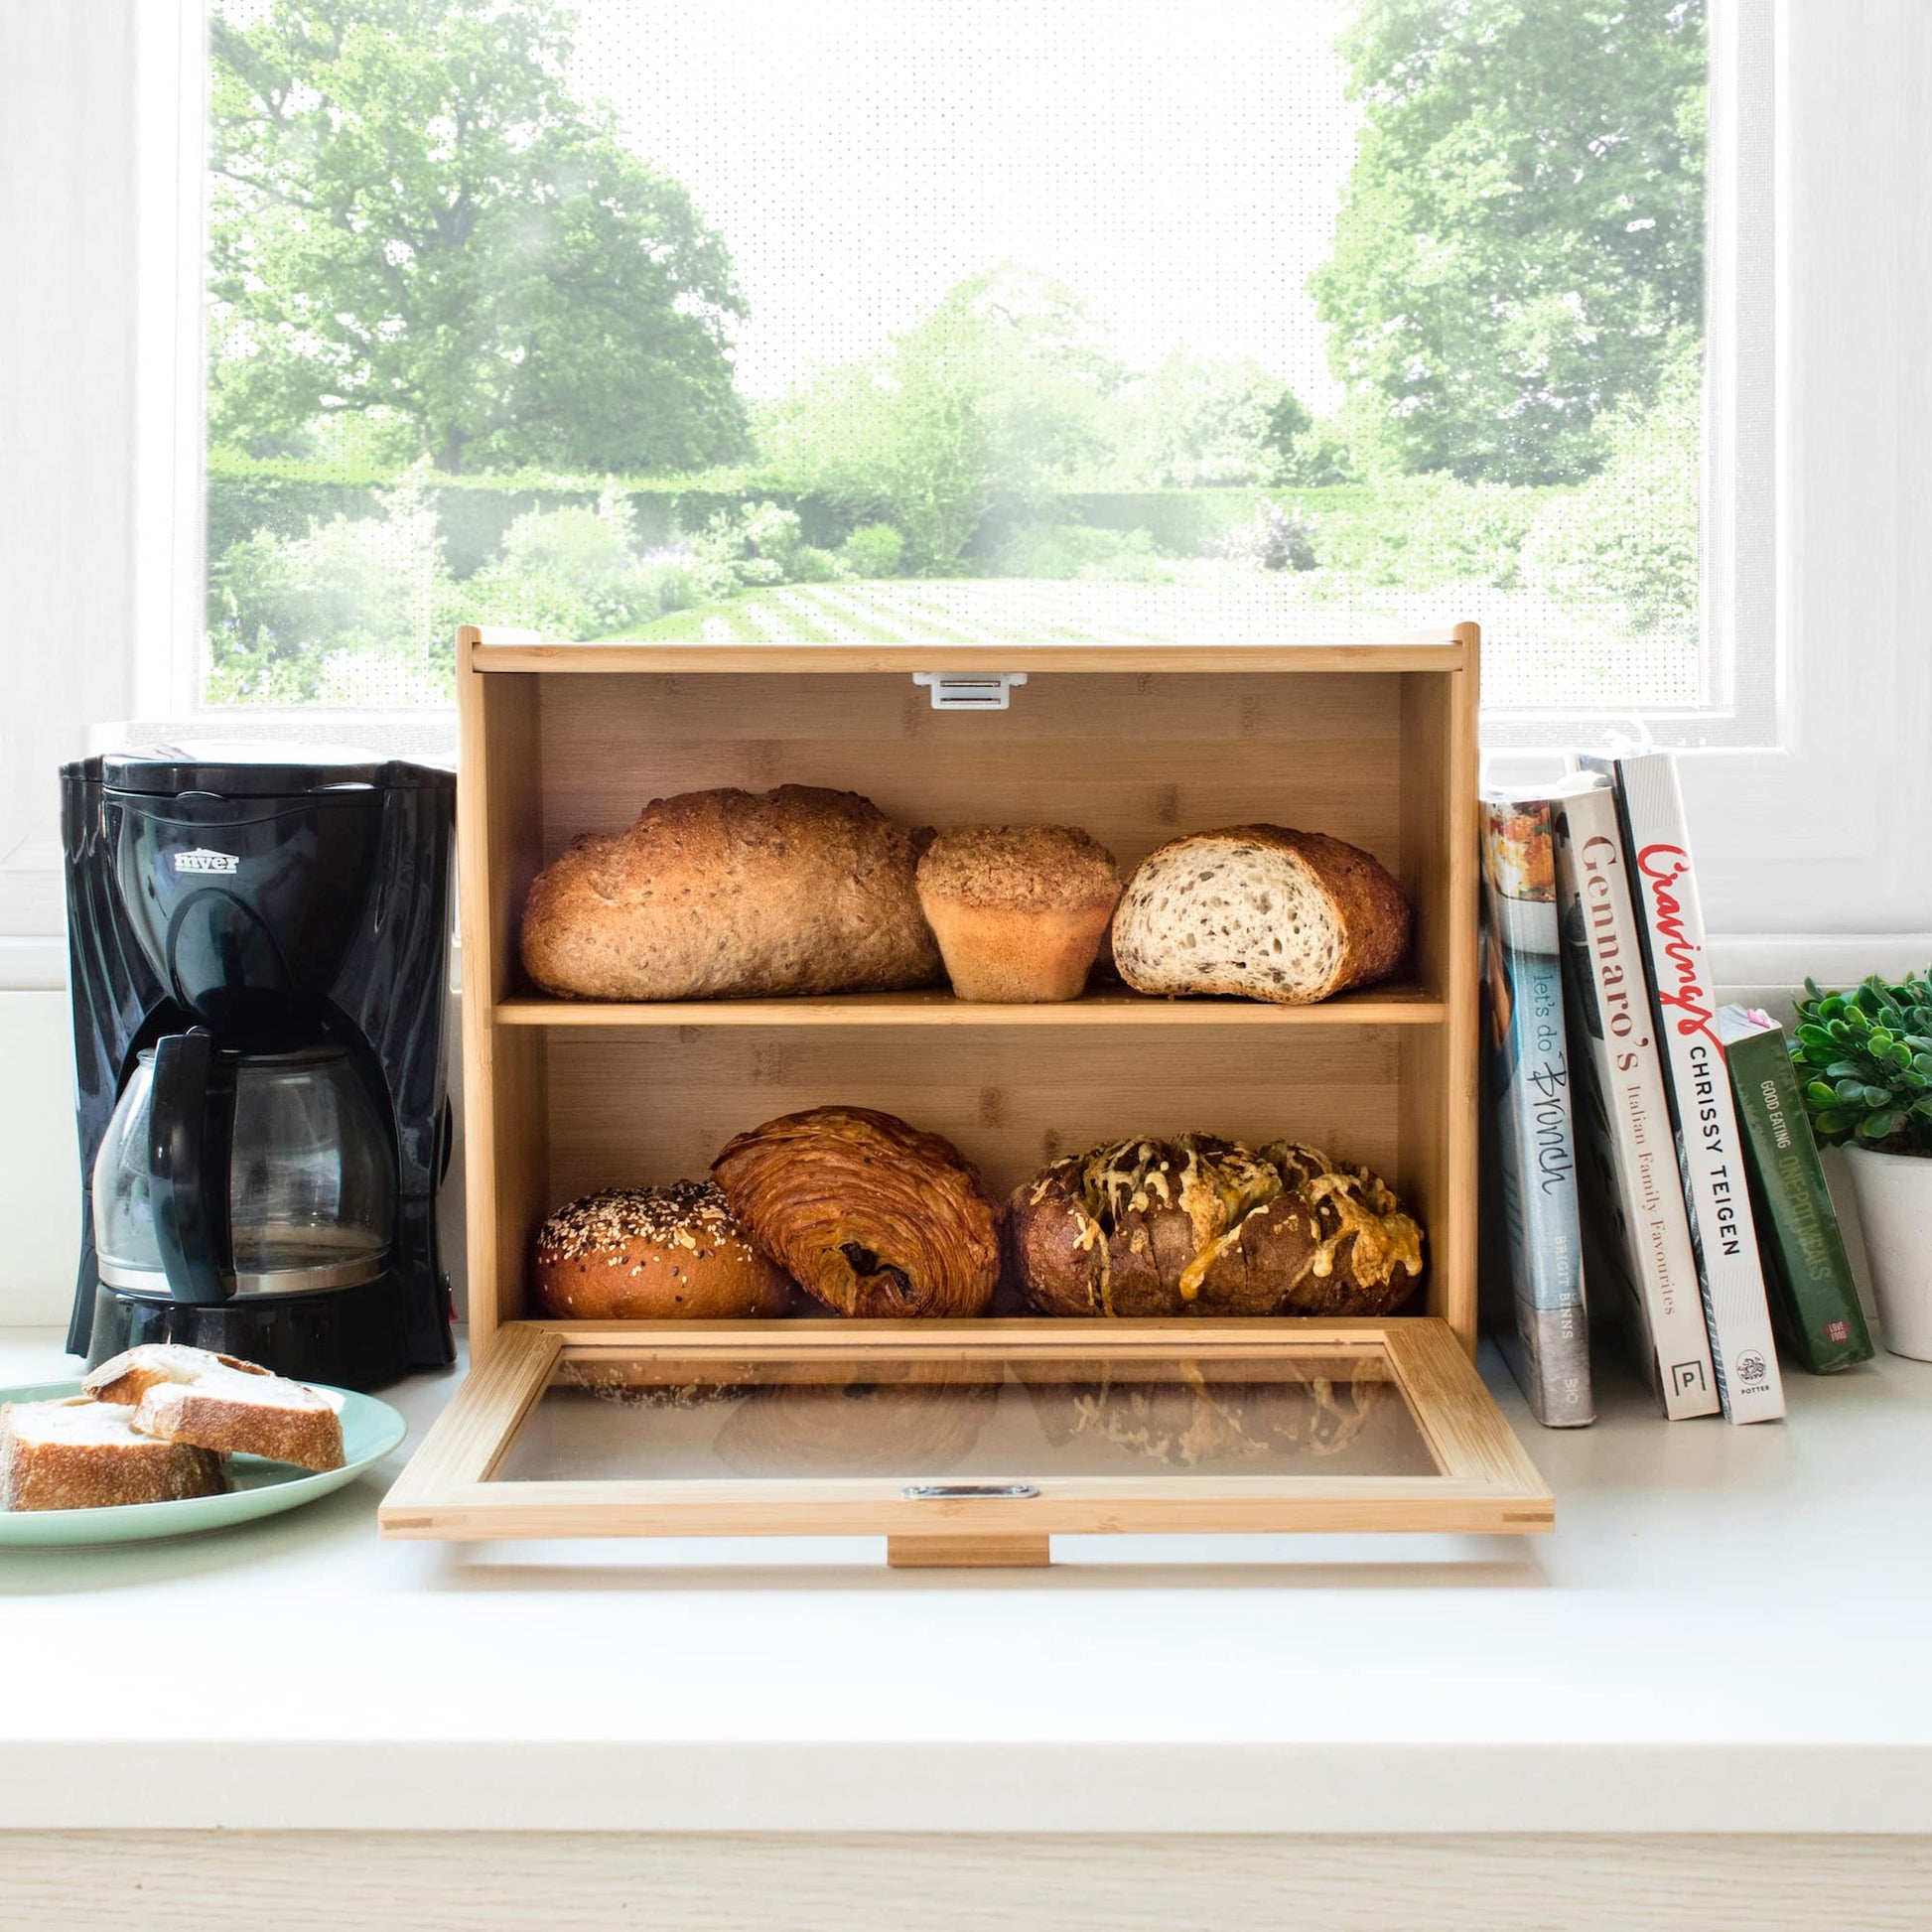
[1008,1134,1425,1318]
[520,784,942,1002]
[534,1182,795,1320]
[915,825,1122,1002]
[1112,825,1410,1004]
[712,1106,1001,1318]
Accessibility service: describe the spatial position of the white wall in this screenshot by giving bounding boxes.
[0,6,141,941]
[0,996,87,1327]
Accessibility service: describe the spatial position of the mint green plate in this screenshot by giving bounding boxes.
[0,1380,406,1546]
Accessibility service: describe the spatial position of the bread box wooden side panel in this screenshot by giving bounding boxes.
[454,630,1479,1356]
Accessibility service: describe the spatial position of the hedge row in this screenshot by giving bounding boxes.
[207,467,1385,577]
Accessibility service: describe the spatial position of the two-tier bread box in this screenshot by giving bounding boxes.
[380,621,1551,1564]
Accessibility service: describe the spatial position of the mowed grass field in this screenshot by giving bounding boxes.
[607,577,1693,710]
[615,577,1432,647]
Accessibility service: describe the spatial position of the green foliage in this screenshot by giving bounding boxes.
[1307,475,1553,588]
[1311,0,1707,483]
[1219,500,1317,573]
[462,490,696,637]
[689,500,847,596]
[1519,333,1699,631]
[759,267,1120,570]
[1791,974,1932,1155]
[207,0,747,474]
[206,479,455,703]
[840,523,905,579]
[991,524,1181,584]
[1112,350,1297,488]
[1274,418,1364,487]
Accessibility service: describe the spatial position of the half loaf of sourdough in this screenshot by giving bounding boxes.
[521,785,942,1001]
[1111,825,1410,1005]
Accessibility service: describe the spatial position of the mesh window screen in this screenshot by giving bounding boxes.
[203,0,1710,713]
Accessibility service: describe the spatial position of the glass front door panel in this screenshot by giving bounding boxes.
[493,1351,1438,1485]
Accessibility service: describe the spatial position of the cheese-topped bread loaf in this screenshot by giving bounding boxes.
[0,1398,226,1512]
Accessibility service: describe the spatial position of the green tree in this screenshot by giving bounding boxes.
[1520,330,1700,631]
[759,267,1120,568]
[1311,0,1705,483]
[1118,350,1299,488]
[208,0,748,473]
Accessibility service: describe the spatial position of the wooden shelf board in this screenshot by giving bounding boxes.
[492,985,1445,1029]
[464,637,1468,676]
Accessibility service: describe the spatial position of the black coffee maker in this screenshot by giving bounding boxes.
[63,749,457,1389]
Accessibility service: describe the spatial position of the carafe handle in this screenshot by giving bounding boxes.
[149,1029,229,1305]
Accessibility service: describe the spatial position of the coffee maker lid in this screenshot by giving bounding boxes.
[97,742,452,798]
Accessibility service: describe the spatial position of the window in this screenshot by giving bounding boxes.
[195,0,1735,733]
[5,2,1928,962]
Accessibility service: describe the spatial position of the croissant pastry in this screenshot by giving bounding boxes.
[1007,1134,1424,1318]
[712,1106,1001,1318]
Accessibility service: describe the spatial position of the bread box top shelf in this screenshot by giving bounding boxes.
[493,985,1447,1028]
[459,626,1475,677]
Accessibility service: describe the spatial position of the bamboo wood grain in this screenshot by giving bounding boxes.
[377,1317,1552,1546]
[430,626,1529,1549]
[1380,1319,1551,1502]
[457,630,550,1350]
[493,985,1446,1029]
[377,1477,1544,1542]
[534,676,1408,885]
[888,1535,1052,1568]
[380,1322,560,1516]
[543,1316,1410,1355]
[541,1024,1406,1208]
[472,639,1468,675]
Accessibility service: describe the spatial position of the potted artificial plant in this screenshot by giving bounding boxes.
[1793,972,1932,1359]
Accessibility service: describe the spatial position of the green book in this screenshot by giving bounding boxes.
[1716,1006,1874,1373]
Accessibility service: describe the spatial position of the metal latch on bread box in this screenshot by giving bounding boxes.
[901,1483,1040,1501]
[912,672,1027,711]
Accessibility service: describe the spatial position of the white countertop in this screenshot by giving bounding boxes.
[2,1325,1928,1836]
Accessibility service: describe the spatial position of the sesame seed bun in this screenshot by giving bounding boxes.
[532,1182,795,1320]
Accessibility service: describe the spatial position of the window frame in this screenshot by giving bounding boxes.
[3,0,1926,983]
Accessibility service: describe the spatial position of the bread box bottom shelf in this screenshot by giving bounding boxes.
[379,1318,1552,1560]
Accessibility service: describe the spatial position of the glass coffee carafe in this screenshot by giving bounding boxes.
[93,1030,395,1303]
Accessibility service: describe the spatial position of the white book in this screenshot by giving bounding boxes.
[1550,777,1719,1419]
[1588,752,1786,1424]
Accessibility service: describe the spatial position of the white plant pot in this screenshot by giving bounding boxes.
[1844,1144,1932,1360]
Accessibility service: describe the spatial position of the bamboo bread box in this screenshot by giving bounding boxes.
[380,622,1552,1559]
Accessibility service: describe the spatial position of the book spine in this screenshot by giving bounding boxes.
[1725,1025,1874,1373]
[1551,784,1718,1419]
[1608,755,1785,1423]
[1480,801,1592,1426]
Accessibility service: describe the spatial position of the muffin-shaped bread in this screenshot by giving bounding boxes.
[713,1106,1001,1318]
[1008,1134,1424,1317]
[915,825,1122,1003]
[534,1182,795,1320]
